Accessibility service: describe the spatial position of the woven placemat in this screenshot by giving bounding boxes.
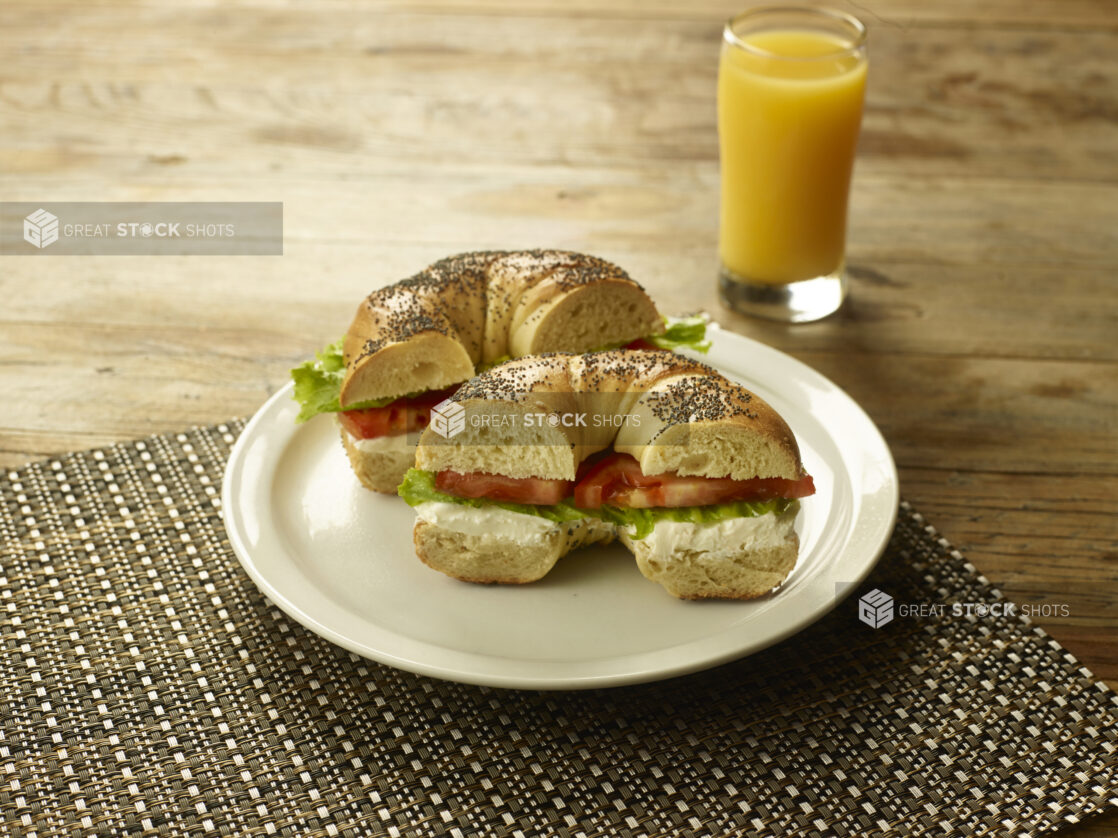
[1,421,1115,837]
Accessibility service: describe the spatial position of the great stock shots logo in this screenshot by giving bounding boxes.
[23,208,59,249]
[852,585,1071,630]
[2,202,283,255]
[429,399,466,439]
[858,589,895,628]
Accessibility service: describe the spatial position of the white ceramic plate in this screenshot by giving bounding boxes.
[222,326,897,690]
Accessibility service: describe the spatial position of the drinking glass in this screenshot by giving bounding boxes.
[717,6,868,322]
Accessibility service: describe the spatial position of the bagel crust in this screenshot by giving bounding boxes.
[410,349,811,599]
[413,518,615,585]
[339,250,662,408]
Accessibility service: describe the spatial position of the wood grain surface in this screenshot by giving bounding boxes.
[1,0,1115,831]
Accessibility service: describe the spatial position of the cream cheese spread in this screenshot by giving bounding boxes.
[414,501,560,543]
[343,430,409,454]
[632,514,793,563]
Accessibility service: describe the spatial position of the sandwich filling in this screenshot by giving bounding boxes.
[633,514,796,563]
[398,452,813,542]
[290,316,710,427]
[413,501,583,544]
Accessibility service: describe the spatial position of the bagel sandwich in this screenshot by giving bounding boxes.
[291,250,709,492]
[398,350,816,600]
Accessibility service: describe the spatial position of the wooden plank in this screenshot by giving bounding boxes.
[0,12,1115,181]
[800,352,1116,475]
[2,169,1115,271]
[901,470,1117,590]
[3,253,1117,365]
[2,0,1114,29]
[607,248,1118,363]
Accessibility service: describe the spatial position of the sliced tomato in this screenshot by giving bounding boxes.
[436,470,574,505]
[623,338,662,351]
[573,452,815,509]
[338,386,458,440]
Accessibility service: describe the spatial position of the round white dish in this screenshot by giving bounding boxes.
[222,326,898,690]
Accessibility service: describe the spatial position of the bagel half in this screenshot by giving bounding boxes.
[339,250,663,408]
[414,352,805,483]
[402,350,813,600]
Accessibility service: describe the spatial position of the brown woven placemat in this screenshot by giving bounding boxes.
[1,421,1115,837]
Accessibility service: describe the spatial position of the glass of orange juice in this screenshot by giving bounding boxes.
[717,6,867,322]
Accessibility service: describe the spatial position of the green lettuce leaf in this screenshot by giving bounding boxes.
[290,338,404,423]
[477,354,511,373]
[646,315,711,353]
[397,468,796,540]
[593,497,796,539]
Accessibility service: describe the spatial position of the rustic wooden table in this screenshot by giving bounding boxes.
[2,0,1115,831]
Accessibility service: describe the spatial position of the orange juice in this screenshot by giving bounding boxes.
[718,26,867,285]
